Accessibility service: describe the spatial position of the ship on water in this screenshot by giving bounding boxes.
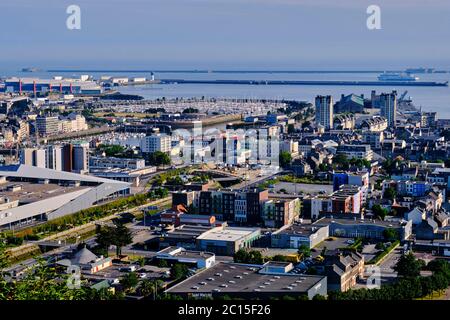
[378,72,419,82]
[21,67,40,72]
[405,67,435,74]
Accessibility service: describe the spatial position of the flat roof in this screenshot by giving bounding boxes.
[196,227,260,242]
[316,217,407,227]
[157,247,215,259]
[276,223,327,237]
[0,181,89,204]
[166,262,325,295]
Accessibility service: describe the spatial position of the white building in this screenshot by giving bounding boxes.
[59,113,88,133]
[140,134,171,153]
[156,246,215,269]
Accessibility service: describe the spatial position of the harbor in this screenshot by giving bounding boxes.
[158,78,449,87]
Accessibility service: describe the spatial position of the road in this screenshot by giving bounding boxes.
[234,169,284,190]
[378,247,402,275]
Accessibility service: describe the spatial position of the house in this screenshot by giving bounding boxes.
[292,159,313,177]
[415,218,439,240]
[319,251,364,292]
[434,211,449,228]
[334,114,356,130]
[404,207,425,226]
[58,247,112,274]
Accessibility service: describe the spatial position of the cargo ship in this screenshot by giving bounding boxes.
[21,67,40,72]
[405,68,435,74]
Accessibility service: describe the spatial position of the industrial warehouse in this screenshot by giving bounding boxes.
[0,164,130,230]
[165,262,327,299]
[3,77,103,95]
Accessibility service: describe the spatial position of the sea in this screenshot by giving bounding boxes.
[2,68,450,119]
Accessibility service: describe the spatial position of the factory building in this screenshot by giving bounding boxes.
[3,77,102,95]
[0,165,130,230]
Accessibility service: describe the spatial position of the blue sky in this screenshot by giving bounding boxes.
[1,0,450,69]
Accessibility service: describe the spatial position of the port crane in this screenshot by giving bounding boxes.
[398,91,412,103]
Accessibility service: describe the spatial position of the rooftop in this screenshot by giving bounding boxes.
[316,216,408,228]
[157,246,215,259]
[0,180,89,204]
[166,262,325,295]
[196,226,260,242]
[275,223,327,237]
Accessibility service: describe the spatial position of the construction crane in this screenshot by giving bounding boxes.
[399,90,408,102]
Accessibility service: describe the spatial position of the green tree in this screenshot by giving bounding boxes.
[96,226,115,256]
[333,154,349,169]
[298,244,311,260]
[148,151,171,166]
[171,263,189,280]
[96,222,132,257]
[166,176,183,185]
[383,187,397,201]
[121,272,139,292]
[233,249,263,264]
[383,228,399,241]
[372,204,388,221]
[139,279,163,299]
[0,236,9,271]
[182,107,199,114]
[279,151,292,169]
[248,251,264,264]
[113,222,133,256]
[233,249,249,263]
[427,259,450,276]
[394,253,422,278]
[157,259,169,268]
